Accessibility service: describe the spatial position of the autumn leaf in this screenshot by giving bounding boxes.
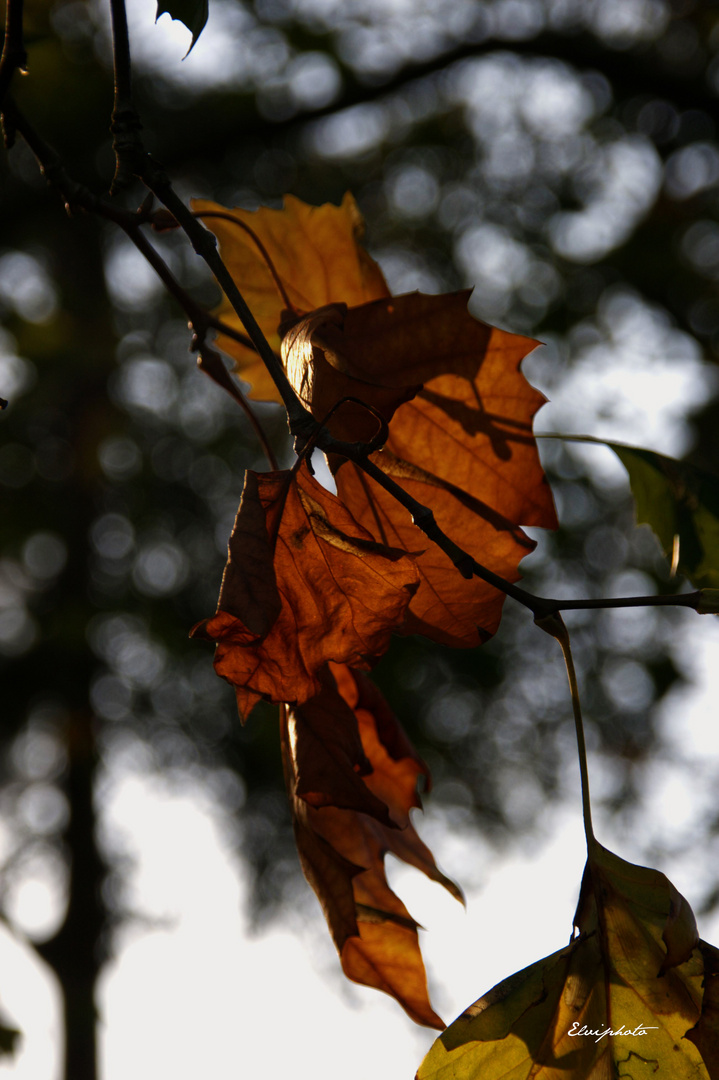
[327,298,557,646]
[287,665,393,824]
[279,301,421,444]
[199,193,556,645]
[191,193,390,401]
[687,939,719,1073]
[282,664,462,1029]
[191,462,419,720]
[418,841,712,1079]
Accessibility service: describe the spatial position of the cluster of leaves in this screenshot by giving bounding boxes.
[189,192,557,1023]
[6,1,719,1076]
[187,190,719,1079]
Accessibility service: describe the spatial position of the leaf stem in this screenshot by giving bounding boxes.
[194,210,298,314]
[535,613,596,848]
[536,432,655,452]
[194,345,279,470]
[341,451,704,618]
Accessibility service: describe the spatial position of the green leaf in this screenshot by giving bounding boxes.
[156,0,209,52]
[542,435,719,589]
[607,443,719,589]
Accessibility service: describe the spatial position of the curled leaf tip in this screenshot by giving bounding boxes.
[156,0,209,52]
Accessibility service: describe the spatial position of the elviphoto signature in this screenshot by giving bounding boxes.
[567,1023,659,1044]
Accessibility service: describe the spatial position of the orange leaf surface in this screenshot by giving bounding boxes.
[289,667,393,824]
[192,193,389,402]
[200,191,557,645]
[280,303,420,443]
[282,665,462,1028]
[330,297,557,646]
[277,286,557,645]
[191,462,418,720]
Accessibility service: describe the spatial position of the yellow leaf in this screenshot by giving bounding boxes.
[191,193,389,402]
[418,842,712,1079]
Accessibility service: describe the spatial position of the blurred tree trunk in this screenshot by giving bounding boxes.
[37,713,106,1080]
[6,214,118,1080]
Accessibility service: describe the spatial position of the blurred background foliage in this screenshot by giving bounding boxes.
[3,0,719,1076]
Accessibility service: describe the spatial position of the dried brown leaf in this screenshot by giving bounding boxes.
[192,193,390,402]
[191,463,418,719]
[334,308,557,646]
[282,666,461,1028]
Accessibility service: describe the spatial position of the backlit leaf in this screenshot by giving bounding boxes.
[280,302,419,444]
[283,665,462,1028]
[418,841,713,1079]
[687,940,719,1073]
[191,193,389,401]
[200,195,557,646]
[191,462,418,720]
[331,303,557,646]
[608,443,719,589]
[288,667,392,824]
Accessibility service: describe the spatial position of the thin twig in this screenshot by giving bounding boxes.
[340,449,704,620]
[195,344,279,470]
[194,210,298,313]
[104,0,314,433]
[119,224,279,468]
[3,98,279,470]
[550,593,700,612]
[0,0,26,109]
[108,0,142,190]
[535,613,596,848]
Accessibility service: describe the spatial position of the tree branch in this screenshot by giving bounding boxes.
[0,0,26,109]
[108,0,143,191]
[7,27,710,627]
[175,25,719,150]
[1,98,279,469]
[330,445,705,621]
